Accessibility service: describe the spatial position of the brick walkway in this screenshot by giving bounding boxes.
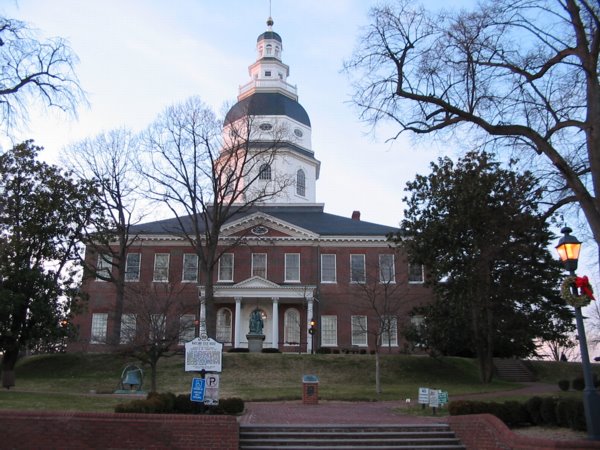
[238,382,559,425]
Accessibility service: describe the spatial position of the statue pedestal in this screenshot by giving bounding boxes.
[246,334,265,353]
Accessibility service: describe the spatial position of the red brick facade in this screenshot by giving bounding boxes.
[69,212,434,355]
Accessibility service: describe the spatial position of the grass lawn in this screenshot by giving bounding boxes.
[0,352,597,413]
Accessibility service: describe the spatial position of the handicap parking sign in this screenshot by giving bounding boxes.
[190,377,206,402]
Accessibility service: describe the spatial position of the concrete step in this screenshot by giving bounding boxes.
[239,424,466,449]
[493,358,536,382]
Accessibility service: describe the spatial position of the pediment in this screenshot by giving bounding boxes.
[232,276,282,289]
[221,212,318,239]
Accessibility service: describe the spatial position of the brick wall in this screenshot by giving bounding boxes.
[0,410,239,449]
[448,414,600,450]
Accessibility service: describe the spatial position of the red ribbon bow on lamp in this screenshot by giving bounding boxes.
[575,276,595,300]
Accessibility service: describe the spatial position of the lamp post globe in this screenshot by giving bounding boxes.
[555,226,582,274]
[555,227,600,440]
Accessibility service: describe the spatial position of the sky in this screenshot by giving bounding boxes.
[0,0,478,229]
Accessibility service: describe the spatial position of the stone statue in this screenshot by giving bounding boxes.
[249,308,264,335]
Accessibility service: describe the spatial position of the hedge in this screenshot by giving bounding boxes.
[115,392,244,415]
[449,396,586,431]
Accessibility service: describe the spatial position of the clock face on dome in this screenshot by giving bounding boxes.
[251,226,269,236]
[294,128,303,137]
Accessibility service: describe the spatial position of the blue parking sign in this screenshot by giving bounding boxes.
[190,378,206,402]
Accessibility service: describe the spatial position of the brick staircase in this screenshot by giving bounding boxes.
[239,424,466,449]
[493,358,536,382]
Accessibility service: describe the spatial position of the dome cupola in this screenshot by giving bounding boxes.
[222,17,320,205]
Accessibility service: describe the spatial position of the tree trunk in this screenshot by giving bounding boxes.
[375,350,381,394]
[204,268,216,339]
[1,348,19,389]
[150,361,157,393]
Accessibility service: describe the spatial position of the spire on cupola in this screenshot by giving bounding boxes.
[238,15,296,101]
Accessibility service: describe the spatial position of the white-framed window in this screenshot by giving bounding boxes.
[380,315,398,347]
[216,308,232,344]
[408,263,424,283]
[266,43,272,56]
[350,254,366,283]
[259,163,271,180]
[179,314,196,345]
[153,253,170,282]
[321,315,337,347]
[321,254,336,283]
[285,253,300,282]
[120,313,136,344]
[124,253,140,282]
[218,253,234,282]
[90,313,108,344]
[296,169,306,196]
[96,254,112,281]
[149,314,166,341]
[379,254,395,283]
[284,308,301,345]
[252,253,267,278]
[182,253,198,282]
[351,315,368,346]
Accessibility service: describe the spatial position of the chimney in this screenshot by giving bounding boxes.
[351,210,361,221]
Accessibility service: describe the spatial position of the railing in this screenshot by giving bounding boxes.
[239,79,297,97]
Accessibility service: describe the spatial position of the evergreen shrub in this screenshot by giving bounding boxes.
[572,377,585,391]
[557,379,570,391]
[115,392,244,415]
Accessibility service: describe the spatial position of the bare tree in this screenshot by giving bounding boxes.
[345,0,600,264]
[137,96,293,338]
[543,333,578,361]
[0,16,86,135]
[350,253,410,394]
[119,282,196,393]
[62,128,144,346]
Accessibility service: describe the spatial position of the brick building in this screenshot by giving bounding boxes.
[70,17,433,354]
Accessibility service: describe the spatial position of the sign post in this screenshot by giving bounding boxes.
[185,337,223,405]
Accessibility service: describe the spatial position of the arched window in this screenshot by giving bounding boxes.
[259,163,272,180]
[216,308,232,344]
[284,308,300,345]
[266,44,272,56]
[296,169,306,196]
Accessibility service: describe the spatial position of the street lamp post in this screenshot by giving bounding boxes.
[555,226,600,440]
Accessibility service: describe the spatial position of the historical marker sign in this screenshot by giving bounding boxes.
[185,337,223,372]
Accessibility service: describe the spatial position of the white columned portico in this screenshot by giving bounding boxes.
[307,297,314,354]
[271,298,279,349]
[234,297,242,347]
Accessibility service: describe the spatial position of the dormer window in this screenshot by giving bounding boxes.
[259,163,272,180]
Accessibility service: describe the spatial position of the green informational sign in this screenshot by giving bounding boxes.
[438,391,449,405]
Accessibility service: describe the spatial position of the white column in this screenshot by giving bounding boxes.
[234,297,241,348]
[307,297,314,354]
[271,298,279,349]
